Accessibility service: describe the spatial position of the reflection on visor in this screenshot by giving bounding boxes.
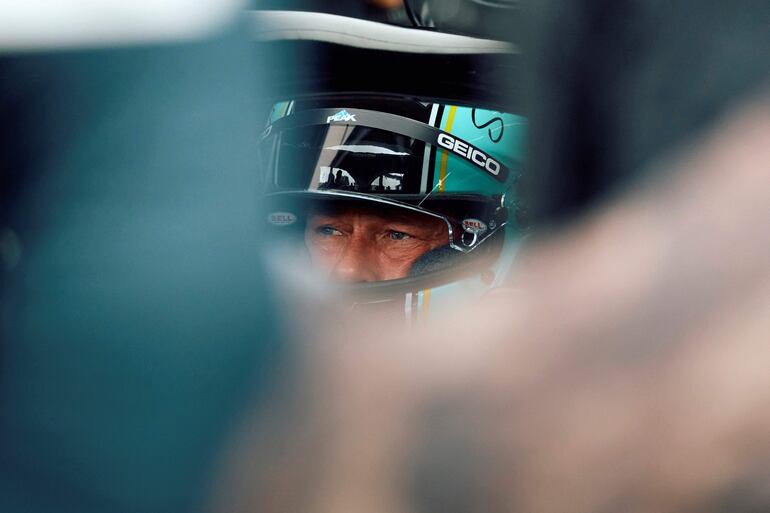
[324,144,410,155]
[317,168,407,192]
[263,124,428,195]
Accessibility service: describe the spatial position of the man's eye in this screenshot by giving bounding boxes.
[388,231,411,241]
[316,226,342,236]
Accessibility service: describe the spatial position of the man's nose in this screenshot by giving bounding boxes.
[332,233,378,282]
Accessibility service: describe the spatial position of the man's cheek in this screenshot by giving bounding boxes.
[307,240,342,268]
[380,243,432,278]
[378,257,414,280]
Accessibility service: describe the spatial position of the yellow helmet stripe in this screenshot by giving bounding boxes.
[438,105,458,193]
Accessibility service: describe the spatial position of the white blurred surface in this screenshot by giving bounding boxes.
[0,0,244,51]
[249,10,518,54]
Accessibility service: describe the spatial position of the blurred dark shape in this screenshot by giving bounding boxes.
[0,19,281,513]
[522,0,770,227]
[404,0,522,41]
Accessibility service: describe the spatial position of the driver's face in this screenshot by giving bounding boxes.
[305,207,449,282]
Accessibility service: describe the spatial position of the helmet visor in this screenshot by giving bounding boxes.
[264,123,431,195]
[260,117,509,250]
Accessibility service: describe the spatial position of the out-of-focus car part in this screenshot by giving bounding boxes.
[250,10,521,111]
[404,0,522,41]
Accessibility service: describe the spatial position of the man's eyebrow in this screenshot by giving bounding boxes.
[308,206,448,229]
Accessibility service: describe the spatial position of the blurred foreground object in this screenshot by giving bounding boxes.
[523,0,770,227]
[0,0,244,51]
[0,4,279,513]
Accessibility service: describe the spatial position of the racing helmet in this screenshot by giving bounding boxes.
[259,94,526,318]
